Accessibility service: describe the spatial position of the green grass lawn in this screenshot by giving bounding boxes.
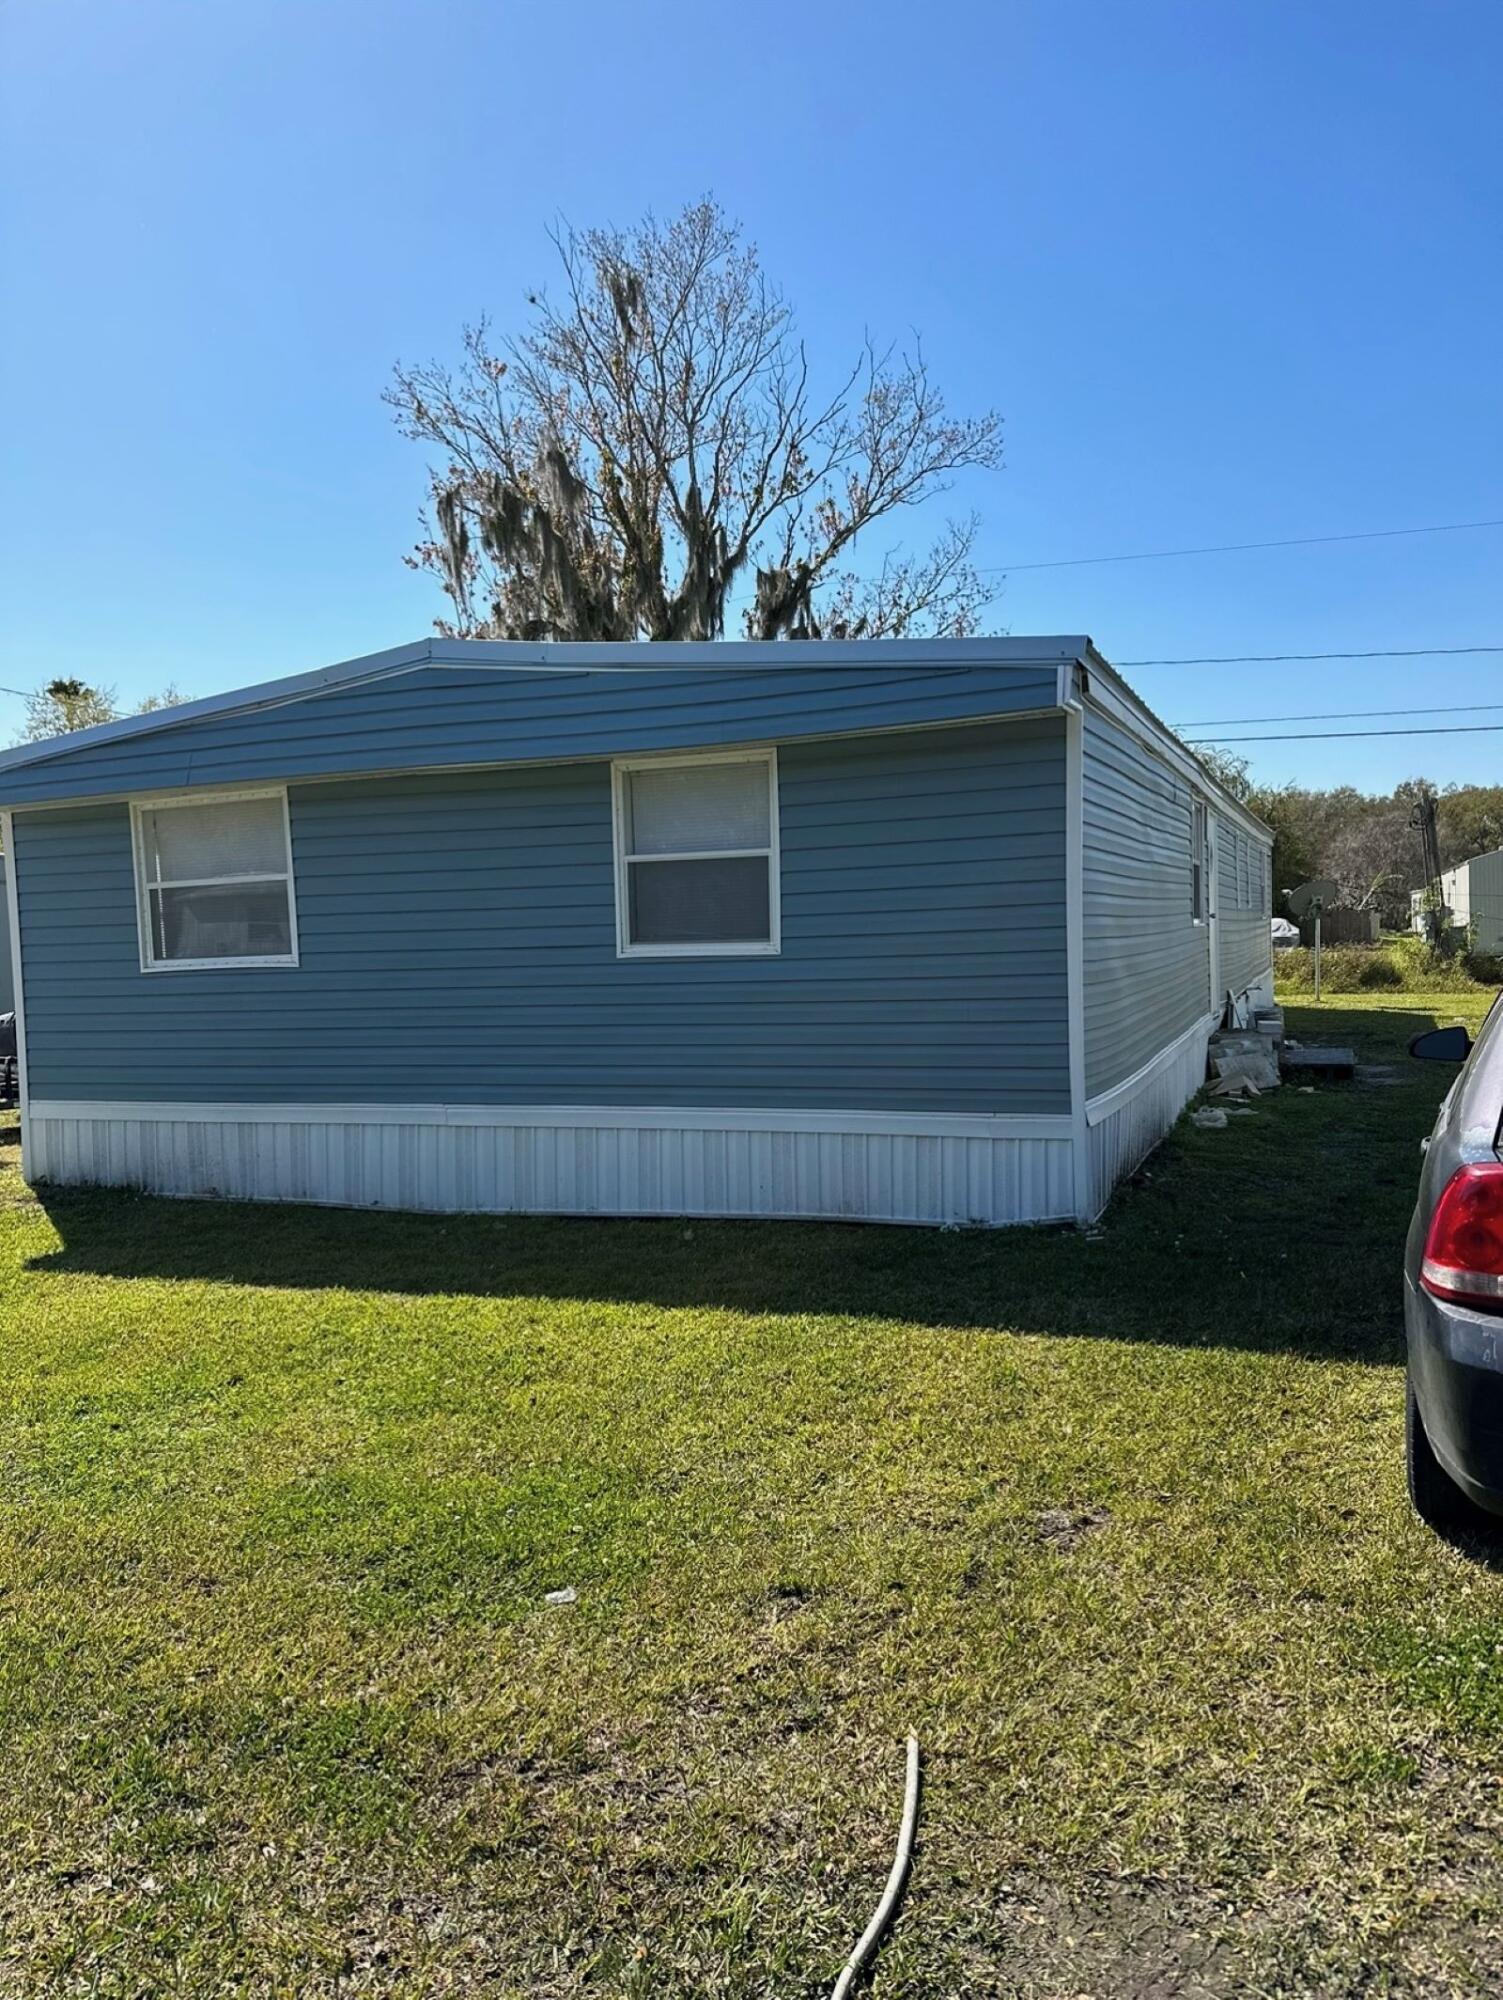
[5,991,1503,1997]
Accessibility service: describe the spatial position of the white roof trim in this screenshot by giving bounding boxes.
[0,635,1091,782]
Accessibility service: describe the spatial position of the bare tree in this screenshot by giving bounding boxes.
[16,679,185,744]
[1324,806,1418,928]
[387,200,1003,642]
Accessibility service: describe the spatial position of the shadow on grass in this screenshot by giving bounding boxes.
[16,1001,1462,1365]
[1432,1520,1503,1571]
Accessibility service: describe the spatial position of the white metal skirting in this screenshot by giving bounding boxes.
[24,1102,1078,1229]
[1082,1014,1216,1221]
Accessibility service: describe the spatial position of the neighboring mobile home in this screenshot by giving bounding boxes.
[1411,849,1503,954]
[0,638,1272,1227]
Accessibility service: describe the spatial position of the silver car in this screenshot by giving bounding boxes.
[1406,1000,1503,1530]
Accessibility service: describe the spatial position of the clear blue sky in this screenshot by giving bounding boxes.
[3,0,1499,792]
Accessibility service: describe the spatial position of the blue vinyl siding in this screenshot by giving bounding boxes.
[13,719,1070,1115]
[0,660,1061,807]
[1214,809,1274,1002]
[1082,709,1211,1098]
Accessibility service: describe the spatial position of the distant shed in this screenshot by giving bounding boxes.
[0,637,1272,1227]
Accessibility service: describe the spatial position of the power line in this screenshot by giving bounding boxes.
[1175,700,1503,729]
[1127,643,1503,667]
[1185,722,1503,744]
[983,515,1503,575]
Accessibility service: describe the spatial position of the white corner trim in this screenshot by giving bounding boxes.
[1084,1012,1218,1129]
[1205,805,1221,1007]
[0,810,29,1167]
[26,1098,1073,1140]
[1063,699,1089,1217]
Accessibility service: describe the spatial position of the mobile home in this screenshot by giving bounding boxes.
[0,638,1272,1227]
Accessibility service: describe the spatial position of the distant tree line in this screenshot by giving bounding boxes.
[1200,748,1503,930]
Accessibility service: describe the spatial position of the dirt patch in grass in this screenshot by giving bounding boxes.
[1037,1504,1113,1551]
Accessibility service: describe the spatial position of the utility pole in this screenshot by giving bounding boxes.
[1410,785,1446,949]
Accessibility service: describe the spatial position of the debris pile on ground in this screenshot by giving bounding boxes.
[1191,1106,1229,1130]
[1252,1004,1285,1046]
[1207,1029,1281,1096]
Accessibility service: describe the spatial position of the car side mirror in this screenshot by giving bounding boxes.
[1409,1025,1472,1063]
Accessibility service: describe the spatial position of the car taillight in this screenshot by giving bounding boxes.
[1421,1163,1503,1310]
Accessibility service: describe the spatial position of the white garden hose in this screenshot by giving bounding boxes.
[830,1734,921,1999]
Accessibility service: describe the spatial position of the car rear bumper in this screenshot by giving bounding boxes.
[1406,1272,1503,1513]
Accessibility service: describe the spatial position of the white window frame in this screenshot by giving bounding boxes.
[130,785,300,973]
[1191,796,1210,924]
[611,747,781,959]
